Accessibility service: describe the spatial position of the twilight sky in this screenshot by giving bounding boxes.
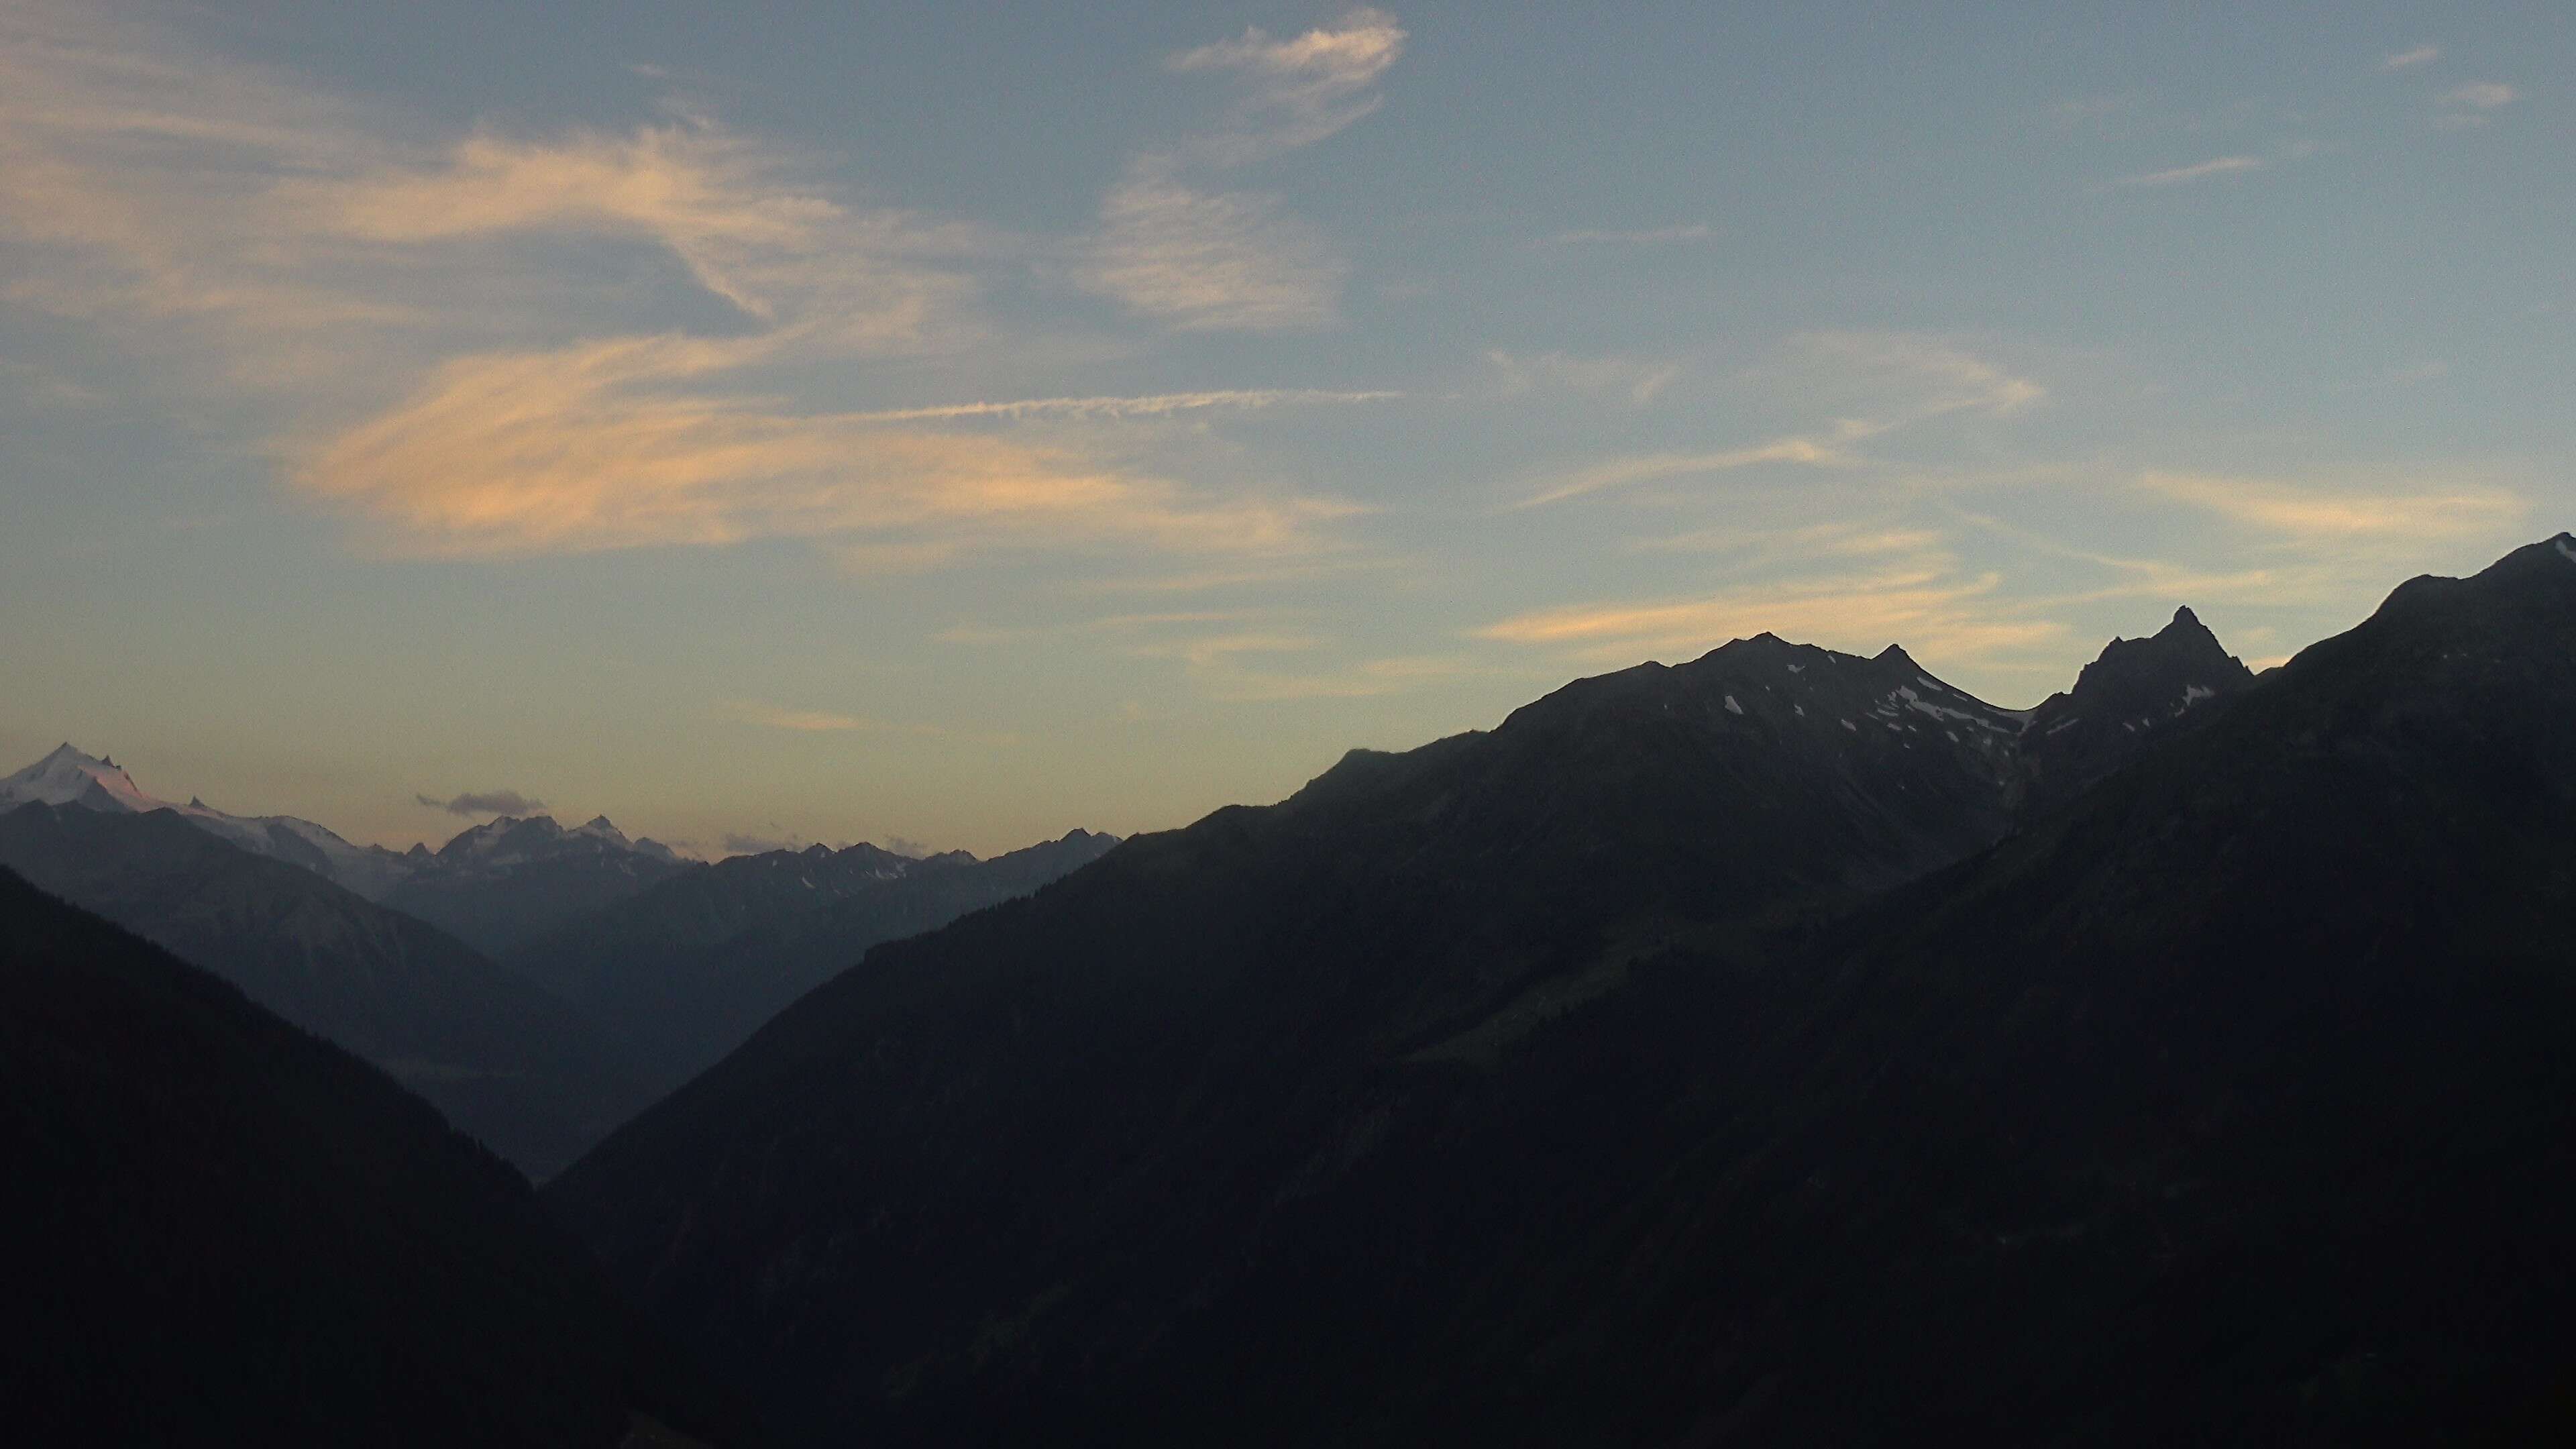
[3,1,2569,857]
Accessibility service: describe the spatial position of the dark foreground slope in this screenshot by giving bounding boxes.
[1377,533,2576,1444]
[0,867,751,1448]
[550,537,2576,1446]
[0,806,644,1177]
[515,830,1118,1097]
[544,639,2043,1439]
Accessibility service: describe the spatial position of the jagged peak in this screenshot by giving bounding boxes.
[3,741,160,814]
[2047,604,2254,726]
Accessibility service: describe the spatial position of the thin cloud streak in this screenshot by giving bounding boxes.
[415,788,547,816]
[846,388,1401,423]
[1513,333,2043,509]
[2433,82,2517,129]
[1487,351,1680,408]
[2116,154,2265,187]
[724,700,1014,743]
[1535,223,1713,248]
[727,702,877,732]
[1126,629,1511,702]
[1513,438,1851,510]
[2442,81,2519,110]
[2381,45,2442,71]
[2139,471,2527,540]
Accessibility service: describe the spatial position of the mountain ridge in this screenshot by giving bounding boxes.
[0,802,647,1179]
[510,828,1122,1097]
[547,534,2576,1446]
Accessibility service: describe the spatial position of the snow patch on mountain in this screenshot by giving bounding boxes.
[0,744,407,898]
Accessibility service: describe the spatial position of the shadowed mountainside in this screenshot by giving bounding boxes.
[514,830,1120,1097]
[0,867,753,1448]
[0,805,645,1179]
[549,536,2576,1445]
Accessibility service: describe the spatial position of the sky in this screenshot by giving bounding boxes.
[3,1,2570,857]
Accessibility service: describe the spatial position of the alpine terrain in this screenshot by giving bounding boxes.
[547,535,2576,1446]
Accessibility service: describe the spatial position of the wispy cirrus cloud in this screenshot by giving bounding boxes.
[2114,154,2266,188]
[726,702,877,732]
[1126,629,1504,702]
[2381,44,2442,72]
[846,388,1401,423]
[1165,7,1407,166]
[1534,223,1713,248]
[1514,438,1851,510]
[0,5,424,383]
[2435,81,2519,128]
[722,700,1018,745]
[1629,518,1947,559]
[2442,81,2519,110]
[299,333,1358,561]
[1079,164,1349,331]
[2139,470,2526,539]
[1512,333,2041,508]
[1486,350,1681,408]
[2,1,1377,574]
[298,127,858,321]
[1078,9,1404,331]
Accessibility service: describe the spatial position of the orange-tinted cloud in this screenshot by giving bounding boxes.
[299,335,1358,563]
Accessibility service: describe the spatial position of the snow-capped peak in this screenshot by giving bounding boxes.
[0,743,166,814]
[2,743,407,899]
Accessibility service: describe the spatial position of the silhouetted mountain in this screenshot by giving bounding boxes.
[530,633,2050,1438]
[548,536,2576,1446]
[2015,603,2257,816]
[513,830,1118,1096]
[384,813,692,958]
[0,804,645,1177]
[0,866,753,1447]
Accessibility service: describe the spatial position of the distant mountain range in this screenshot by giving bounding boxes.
[382,813,694,959]
[0,745,691,953]
[0,866,752,1447]
[549,535,2576,1446]
[0,743,417,897]
[0,803,647,1179]
[513,829,1120,1098]
[1,745,1116,1175]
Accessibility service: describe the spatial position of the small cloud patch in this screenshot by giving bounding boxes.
[416,789,547,817]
